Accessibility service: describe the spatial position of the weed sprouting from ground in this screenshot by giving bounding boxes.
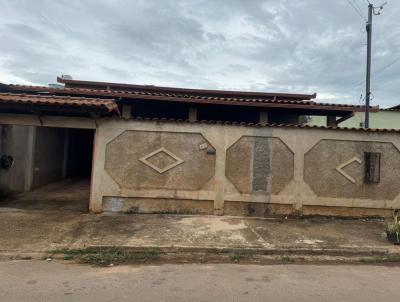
[281,256,295,263]
[230,253,244,263]
[51,248,86,255]
[49,247,160,266]
[359,255,400,263]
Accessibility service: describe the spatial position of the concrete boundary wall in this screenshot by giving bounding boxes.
[90,119,400,217]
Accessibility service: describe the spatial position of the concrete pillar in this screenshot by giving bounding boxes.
[189,108,198,122]
[327,116,337,127]
[24,126,36,192]
[213,129,227,216]
[62,129,69,179]
[122,105,132,119]
[259,112,269,124]
[89,128,102,213]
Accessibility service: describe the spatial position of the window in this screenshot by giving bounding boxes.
[364,152,381,183]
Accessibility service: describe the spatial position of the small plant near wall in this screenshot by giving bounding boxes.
[386,214,400,245]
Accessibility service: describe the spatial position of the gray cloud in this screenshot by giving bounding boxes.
[0,0,398,107]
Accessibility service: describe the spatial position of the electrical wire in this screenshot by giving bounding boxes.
[349,1,387,107]
[353,0,364,11]
[353,54,400,87]
[347,0,367,20]
[366,0,388,15]
[373,54,400,74]
[352,0,367,19]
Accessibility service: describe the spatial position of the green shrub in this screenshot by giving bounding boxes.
[387,221,400,234]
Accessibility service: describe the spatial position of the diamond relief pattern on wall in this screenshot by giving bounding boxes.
[105,131,216,190]
[139,147,184,174]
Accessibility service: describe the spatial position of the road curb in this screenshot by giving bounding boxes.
[83,245,394,257]
[2,245,399,265]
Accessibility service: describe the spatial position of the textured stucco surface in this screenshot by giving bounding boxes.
[304,139,400,200]
[5,115,399,217]
[87,119,400,216]
[2,108,400,217]
[225,136,294,195]
[104,130,215,190]
[103,196,213,215]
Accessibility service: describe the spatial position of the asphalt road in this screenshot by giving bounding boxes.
[0,260,399,301]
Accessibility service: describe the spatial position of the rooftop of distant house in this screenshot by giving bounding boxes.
[0,77,379,126]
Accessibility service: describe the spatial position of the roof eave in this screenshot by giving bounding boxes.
[4,84,376,115]
[57,77,317,101]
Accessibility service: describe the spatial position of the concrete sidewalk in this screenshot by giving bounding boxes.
[0,209,399,262]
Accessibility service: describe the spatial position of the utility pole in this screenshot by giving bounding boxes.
[364,3,372,128]
[364,1,386,129]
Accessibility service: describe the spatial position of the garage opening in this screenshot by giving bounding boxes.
[0,125,94,212]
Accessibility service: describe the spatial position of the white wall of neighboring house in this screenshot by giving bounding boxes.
[307,110,400,129]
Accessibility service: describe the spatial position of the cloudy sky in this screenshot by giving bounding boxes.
[0,0,398,107]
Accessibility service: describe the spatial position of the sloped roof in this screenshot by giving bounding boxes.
[57,77,318,101]
[2,81,378,114]
[0,92,118,114]
[386,104,400,111]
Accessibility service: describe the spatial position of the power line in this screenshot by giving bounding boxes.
[368,1,388,15]
[352,0,365,13]
[373,54,400,74]
[346,0,388,114]
[352,0,367,20]
[347,0,367,20]
[352,54,399,87]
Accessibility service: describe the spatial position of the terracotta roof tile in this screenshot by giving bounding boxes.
[8,84,313,104]
[0,92,118,113]
[4,84,378,112]
[124,116,400,133]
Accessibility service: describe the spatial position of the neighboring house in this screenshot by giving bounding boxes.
[0,77,399,218]
[307,107,400,129]
[0,77,375,126]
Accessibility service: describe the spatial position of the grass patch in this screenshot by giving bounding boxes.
[82,248,160,266]
[360,254,400,263]
[49,247,160,266]
[230,253,244,263]
[63,255,74,260]
[50,248,86,255]
[82,248,130,266]
[281,256,295,263]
